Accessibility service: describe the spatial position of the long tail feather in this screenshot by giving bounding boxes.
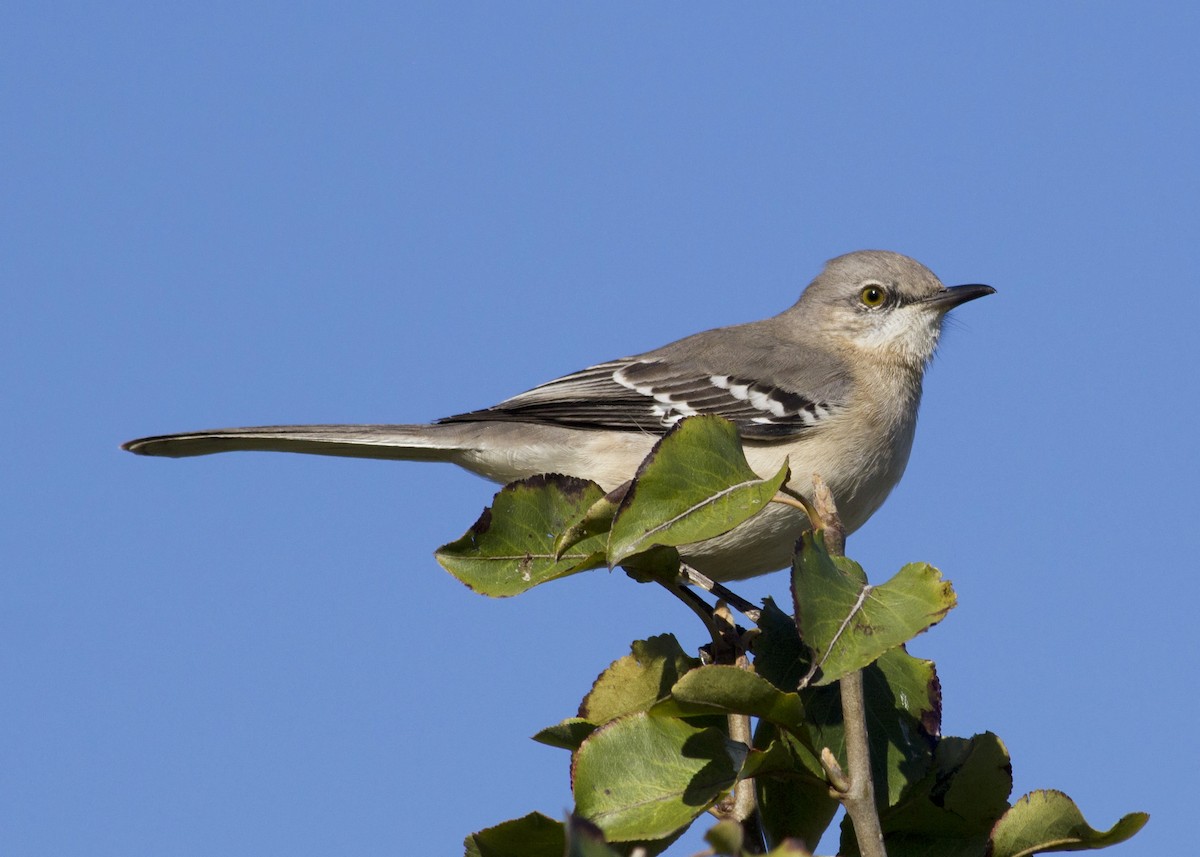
[122,424,461,461]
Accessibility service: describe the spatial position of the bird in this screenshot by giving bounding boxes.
[124,250,994,581]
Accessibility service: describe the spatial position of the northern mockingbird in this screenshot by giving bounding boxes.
[124,250,993,581]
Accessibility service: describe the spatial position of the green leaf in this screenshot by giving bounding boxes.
[739,732,814,781]
[866,648,942,804]
[532,717,597,751]
[619,545,683,585]
[580,635,701,725]
[573,712,744,842]
[753,730,838,853]
[555,482,629,558]
[840,732,1012,857]
[436,475,608,596]
[752,599,942,807]
[608,416,790,565]
[750,597,816,692]
[987,791,1148,857]
[806,648,941,807]
[564,815,625,857]
[651,665,810,738]
[792,531,956,684]
[463,812,565,857]
[890,733,1012,833]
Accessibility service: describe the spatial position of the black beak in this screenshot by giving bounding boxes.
[925,283,996,310]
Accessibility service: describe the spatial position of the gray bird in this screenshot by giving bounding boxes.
[124,250,994,581]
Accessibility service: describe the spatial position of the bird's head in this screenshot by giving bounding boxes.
[792,250,994,369]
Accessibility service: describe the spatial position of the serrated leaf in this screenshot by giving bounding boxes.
[986,791,1148,857]
[532,717,597,751]
[792,531,956,684]
[608,416,790,565]
[580,635,701,725]
[573,712,744,842]
[436,475,609,596]
[463,812,565,857]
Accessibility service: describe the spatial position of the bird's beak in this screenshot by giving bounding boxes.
[925,283,996,310]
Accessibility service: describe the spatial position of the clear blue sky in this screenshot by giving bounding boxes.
[4,4,1195,855]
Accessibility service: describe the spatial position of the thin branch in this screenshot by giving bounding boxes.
[708,603,767,855]
[679,562,761,623]
[819,747,850,794]
[659,580,723,650]
[811,475,845,556]
[839,669,885,857]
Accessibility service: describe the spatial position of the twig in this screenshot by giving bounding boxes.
[819,747,850,794]
[679,563,761,623]
[708,604,767,855]
[838,669,885,857]
[660,580,723,650]
[811,475,845,556]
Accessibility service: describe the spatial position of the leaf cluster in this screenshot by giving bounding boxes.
[435,417,1145,856]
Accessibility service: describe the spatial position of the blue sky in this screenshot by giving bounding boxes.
[4,4,1196,855]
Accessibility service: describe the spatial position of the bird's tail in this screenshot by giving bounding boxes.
[122,424,466,462]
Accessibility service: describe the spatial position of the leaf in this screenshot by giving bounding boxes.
[565,815,626,857]
[786,647,939,814]
[792,531,956,684]
[651,664,810,738]
[436,475,609,596]
[986,791,1148,857]
[888,733,1013,834]
[532,717,597,751]
[619,544,684,586]
[579,635,701,725]
[753,730,839,853]
[750,597,816,692]
[463,812,565,857]
[863,649,943,804]
[739,733,811,781]
[555,482,629,558]
[752,599,942,806]
[572,712,745,842]
[608,416,790,565]
[840,732,1012,857]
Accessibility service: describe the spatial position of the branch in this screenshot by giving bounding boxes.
[708,603,767,855]
[679,563,761,623]
[838,669,885,857]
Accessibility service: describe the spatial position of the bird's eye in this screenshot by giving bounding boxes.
[860,285,888,307]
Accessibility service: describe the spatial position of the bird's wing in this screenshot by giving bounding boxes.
[439,351,847,440]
